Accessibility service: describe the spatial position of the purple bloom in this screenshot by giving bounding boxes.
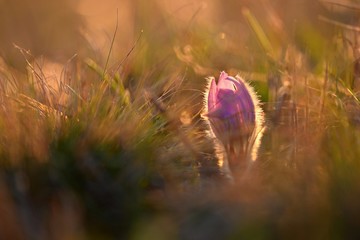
[207,71,255,120]
[203,71,264,174]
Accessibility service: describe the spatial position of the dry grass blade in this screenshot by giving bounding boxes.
[318,15,360,32]
[320,0,360,11]
[16,94,66,118]
[242,7,275,59]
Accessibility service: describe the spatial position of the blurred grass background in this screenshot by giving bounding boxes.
[1,0,360,239]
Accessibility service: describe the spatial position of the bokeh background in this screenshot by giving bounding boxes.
[1,0,360,239]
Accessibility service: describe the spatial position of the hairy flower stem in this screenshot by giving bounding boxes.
[203,71,265,179]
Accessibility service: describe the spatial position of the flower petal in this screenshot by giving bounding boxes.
[218,71,235,91]
[226,76,255,123]
[207,77,218,112]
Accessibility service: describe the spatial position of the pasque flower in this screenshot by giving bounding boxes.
[203,71,264,175]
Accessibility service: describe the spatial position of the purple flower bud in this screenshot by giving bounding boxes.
[203,71,264,174]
